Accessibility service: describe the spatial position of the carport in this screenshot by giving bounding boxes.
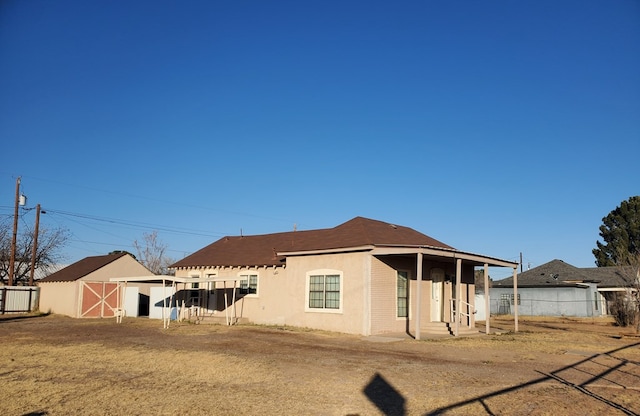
[110,275,243,328]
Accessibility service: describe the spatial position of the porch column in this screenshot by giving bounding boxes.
[415,252,423,340]
[513,267,518,332]
[454,258,462,337]
[484,263,490,335]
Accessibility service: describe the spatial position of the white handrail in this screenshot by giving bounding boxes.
[450,299,476,326]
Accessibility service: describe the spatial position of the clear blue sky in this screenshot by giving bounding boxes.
[1,1,638,279]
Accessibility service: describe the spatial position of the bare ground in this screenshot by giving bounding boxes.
[0,314,638,416]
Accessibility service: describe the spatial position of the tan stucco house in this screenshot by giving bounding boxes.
[169,217,518,338]
[38,252,153,318]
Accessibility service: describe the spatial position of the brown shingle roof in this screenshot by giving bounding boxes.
[170,217,453,269]
[39,252,129,283]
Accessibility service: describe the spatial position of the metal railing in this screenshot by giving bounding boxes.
[450,299,474,326]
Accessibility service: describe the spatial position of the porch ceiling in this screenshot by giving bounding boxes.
[370,245,518,269]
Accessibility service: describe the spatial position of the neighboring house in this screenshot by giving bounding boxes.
[490,259,637,317]
[38,253,154,318]
[168,217,518,338]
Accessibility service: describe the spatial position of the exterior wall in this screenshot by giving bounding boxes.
[173,254,481,335]
[174,265,290,324]
[80,256,152,282]
[175,252,369,334]
[38,281,79,317]
[370,256,414,335]
[283,252,368,334]
[490,284,599,317]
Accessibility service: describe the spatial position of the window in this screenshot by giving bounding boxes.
[239,274,258,295]
[397,271,408,318]
[190,274,200,289]
[510,294,521,305]
[307,271,341,311]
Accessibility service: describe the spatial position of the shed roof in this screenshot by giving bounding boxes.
[39,252,131,283]
[170,216,453,269]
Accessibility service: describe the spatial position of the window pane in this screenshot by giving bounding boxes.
[309,275,325,308]
[397,271,408,317]
[309,291,324,308]
[325,275,340,291]
[325,275,340,309]
[325,291,340,309]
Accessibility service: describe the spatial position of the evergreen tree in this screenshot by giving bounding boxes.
[593,196,640,267]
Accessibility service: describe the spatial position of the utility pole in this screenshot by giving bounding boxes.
[520,252,523,273]
[8,177,21,286]
[29,204,42,286]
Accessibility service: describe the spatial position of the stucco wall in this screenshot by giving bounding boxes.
[38,281,79,316]
[283,252,368,334]
[173,254,480,335]
[176,252,369,334]
[80,256,152,282]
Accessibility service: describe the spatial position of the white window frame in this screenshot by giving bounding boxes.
[305,269,343,314]
[238,272,259,297]
[396,270,410,319]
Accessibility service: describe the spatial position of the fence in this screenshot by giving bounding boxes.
[490,297,601,318]
[0,286,40,314]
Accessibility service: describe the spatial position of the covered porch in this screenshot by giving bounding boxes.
[109,275,244,328]
[371,245,519,339]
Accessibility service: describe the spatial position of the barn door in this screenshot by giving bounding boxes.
[80,282,120,318]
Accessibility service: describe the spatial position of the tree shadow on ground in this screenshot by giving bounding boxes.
[423,341,640,416]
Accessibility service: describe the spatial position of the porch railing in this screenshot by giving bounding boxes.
[450,299,475,327]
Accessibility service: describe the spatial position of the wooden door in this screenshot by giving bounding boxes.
[80,282,120,318]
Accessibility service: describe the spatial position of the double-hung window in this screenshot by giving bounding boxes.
[397,271,409,318]
[239,273,258,295]
[306,270,342,312]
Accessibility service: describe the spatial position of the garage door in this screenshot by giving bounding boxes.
[80,282,120,318]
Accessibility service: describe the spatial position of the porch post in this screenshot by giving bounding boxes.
[454,258,462,336]
[415,252,423,340]
[484,263,490,335]
[513,267,519,332]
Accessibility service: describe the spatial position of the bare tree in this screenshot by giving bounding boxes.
[133,231,175,275]
[0,221,71,285]
[611,250,640,331]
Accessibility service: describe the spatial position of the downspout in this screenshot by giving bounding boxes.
[415,252,423,340]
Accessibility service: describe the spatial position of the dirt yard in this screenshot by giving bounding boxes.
[0,314,638,416]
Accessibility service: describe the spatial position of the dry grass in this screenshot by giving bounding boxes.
[1,314,638,415]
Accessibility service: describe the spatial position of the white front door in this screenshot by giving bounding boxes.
[431,268,445,322]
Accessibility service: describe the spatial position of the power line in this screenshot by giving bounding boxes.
[40,208,228,238]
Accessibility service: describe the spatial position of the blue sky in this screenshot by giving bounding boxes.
[1,1,638,279]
